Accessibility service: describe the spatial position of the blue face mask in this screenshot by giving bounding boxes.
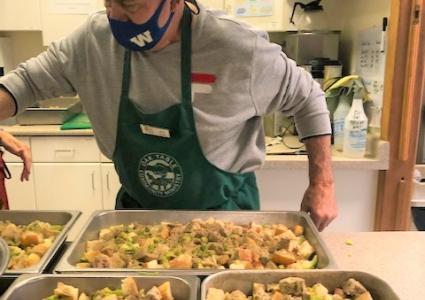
[108,0,175,51]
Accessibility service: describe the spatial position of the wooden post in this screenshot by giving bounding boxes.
[376,0,425,230]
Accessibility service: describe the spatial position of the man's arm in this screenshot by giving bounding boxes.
[0,88,32,181]
[301,135,337,231]
[0,87,16,120]
[249,34,337,230]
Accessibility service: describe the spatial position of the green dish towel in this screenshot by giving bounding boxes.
[61,113,92,130]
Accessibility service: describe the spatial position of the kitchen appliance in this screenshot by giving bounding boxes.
[282,31,340,66]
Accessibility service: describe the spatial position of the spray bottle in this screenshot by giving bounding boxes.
[343,82,368,158]
[333,88,353,151]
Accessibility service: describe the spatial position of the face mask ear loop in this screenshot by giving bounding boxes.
[184,0,200,15]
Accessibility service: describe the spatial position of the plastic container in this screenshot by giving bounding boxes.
[333,91,352,151]
[365,106,382,157]
[343,88,368,158]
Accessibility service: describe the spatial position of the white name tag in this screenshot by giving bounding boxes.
[140,124,171,138]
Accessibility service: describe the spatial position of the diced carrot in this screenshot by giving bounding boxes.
[238,248,253,262]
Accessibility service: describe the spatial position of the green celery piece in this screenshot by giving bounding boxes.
[302,255,318,269]
[42,296,60,300]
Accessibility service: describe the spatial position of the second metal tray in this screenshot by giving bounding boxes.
[1,274,199,300]
[201,270,400,300]
[0,210,80,276]
[55,210,335,275]
[0,238,9,276]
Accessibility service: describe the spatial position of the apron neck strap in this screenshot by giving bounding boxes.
[121,50,132,99]
[181,6,192,106]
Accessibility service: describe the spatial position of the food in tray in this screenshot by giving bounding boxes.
[206,277,374,300]
[0,220,63,270]
[77,218,317,270]
[43,277,174,300]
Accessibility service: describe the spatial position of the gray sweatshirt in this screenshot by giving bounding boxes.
[0,7,331,173]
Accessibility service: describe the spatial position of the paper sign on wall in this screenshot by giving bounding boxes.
[233,0,273,17]
[356,25,387,108]
[48,0,97,15]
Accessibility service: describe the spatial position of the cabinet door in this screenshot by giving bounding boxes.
[101,163,121,210]
[33,163,103,240]
[198,0,225,10]
[40,0,105,45]
[4,163,36,210]
[0,0,42,31]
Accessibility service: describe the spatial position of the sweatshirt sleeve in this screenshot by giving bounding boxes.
[0,22,87,115]
[250,34,331,140]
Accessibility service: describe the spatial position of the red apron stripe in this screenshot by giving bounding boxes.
[191,73,216,84]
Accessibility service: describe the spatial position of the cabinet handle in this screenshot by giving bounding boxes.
[54,149,75,158]
[91,172,95,191]
[106,173,110,191]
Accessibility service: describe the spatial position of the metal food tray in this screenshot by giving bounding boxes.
[0,238,9,276]
[201,270,400,300]
[1,274,199,300]
[0,210,80,276]
[16,98,82,125]
[55,210,335,275]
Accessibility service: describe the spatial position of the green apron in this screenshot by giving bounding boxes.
[113,7,259,210]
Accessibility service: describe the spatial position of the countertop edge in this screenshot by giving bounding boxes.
[1,125,390,170]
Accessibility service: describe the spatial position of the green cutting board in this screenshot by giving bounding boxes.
[61,113,92,130]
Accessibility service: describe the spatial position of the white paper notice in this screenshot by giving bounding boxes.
[356,25,387,108]
[234,0,273,17]
[48,0,97,15]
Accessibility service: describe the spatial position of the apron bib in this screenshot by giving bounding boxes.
[113,7,259,210]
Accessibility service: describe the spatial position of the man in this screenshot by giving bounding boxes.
[0,0,337,230]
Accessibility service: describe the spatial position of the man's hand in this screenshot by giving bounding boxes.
[0,131,31,181]
[301,182,337,231]
[302,135,337,231]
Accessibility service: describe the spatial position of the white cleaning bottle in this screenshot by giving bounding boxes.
[333,89,352,151]
[343,85,368,158]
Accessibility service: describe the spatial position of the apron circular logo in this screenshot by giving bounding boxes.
[138,153,183,197]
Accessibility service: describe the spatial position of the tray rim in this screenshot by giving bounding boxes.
[0,238,9,276]
[1,273,199,300]
[55,209,336,275]
[200,269,401,300]
[0,210,81,276]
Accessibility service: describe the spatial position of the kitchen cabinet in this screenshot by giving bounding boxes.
[4,163,36,210]
[0,0,42,31]
[256,168,378,232]
[101,163,121,210]
[33,163,103,240]
[40,0,105,45]
[30,136,100,163]
[2,137,36,210]
[30,136,103,240]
